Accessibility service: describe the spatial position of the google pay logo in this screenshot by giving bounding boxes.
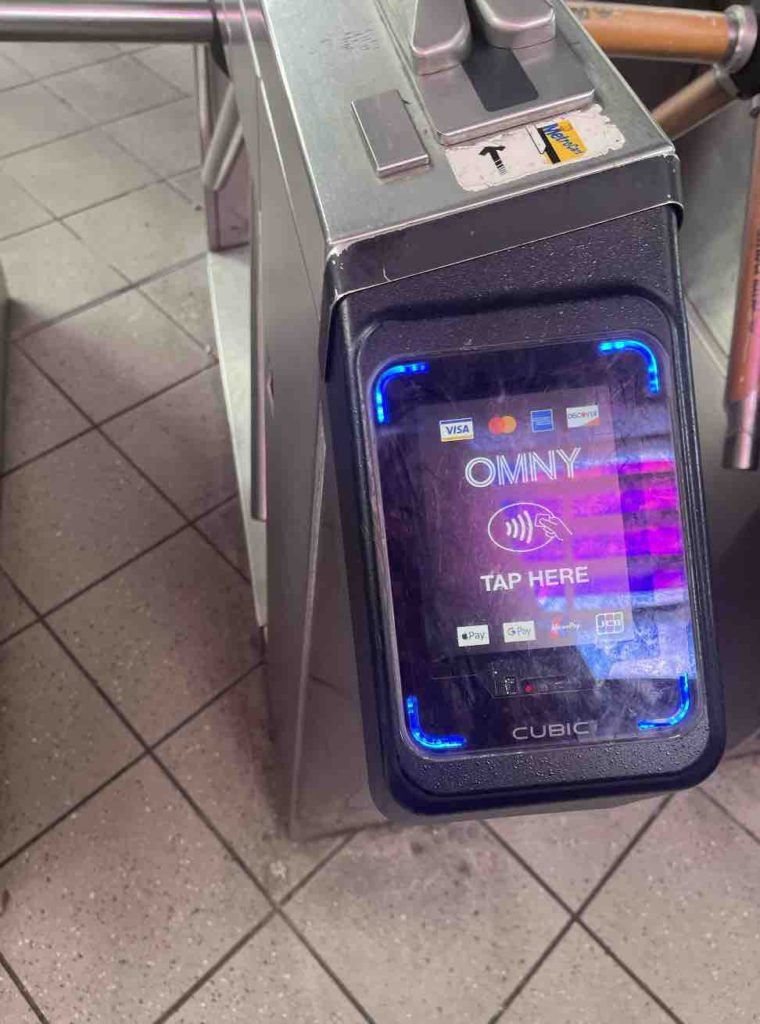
[439,417,474,442]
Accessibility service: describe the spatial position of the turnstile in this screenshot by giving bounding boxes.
[3,0,757,836]
[213,0,724,831]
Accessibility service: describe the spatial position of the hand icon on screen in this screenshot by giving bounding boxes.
[534,511,572,542]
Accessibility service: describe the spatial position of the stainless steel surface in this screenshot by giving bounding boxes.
[471,0,555,49]
[352,89,430,177]
[411,0,471,74]
[207,248,268,630]
[725,3,757,75]
[0,0,214,42]
[201,85,243,192]
[416,31,593,144]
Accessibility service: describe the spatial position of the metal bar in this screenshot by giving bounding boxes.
[0,1,214,43]
[201,84,241,191]
[652,66,736,138]
[724,106,760,470]
[567,1,732,63]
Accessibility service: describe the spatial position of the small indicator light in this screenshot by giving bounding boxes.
[374,362,429,424]
[597,339,661,395]
[406,696,466,750]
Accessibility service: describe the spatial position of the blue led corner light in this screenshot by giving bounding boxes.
[406,696,467,750]
[374,362,429,424]
[637,673,691,731]
[598,339,661,395]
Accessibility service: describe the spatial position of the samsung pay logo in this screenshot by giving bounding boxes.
[440,417,474,442]
[566,404,600,429]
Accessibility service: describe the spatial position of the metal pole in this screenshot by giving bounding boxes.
[0,1,215,43]
[568,1,733,63]
[724,103,760,470]
[652,66,737,137]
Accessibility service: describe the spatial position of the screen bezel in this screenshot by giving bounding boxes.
[362,327,705,767]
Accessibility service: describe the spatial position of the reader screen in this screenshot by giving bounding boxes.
[371,336,698,754]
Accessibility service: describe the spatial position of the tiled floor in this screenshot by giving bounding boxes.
[0,40,759,1024]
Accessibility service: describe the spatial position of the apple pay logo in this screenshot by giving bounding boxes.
[457,624,490,647]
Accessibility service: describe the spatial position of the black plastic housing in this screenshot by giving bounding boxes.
[324,205,724,821]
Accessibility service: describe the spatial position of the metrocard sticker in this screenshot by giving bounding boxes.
[445,104,626,193]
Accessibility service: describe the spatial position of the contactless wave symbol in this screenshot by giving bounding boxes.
[488,502,573,553]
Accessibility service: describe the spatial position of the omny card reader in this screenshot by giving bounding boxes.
[241,0,725,828]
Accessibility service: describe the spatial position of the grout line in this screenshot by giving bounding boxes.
[40,620,149,746]
[482,820,575,915]
[0,43,159,89]
[278,831,358,908]
[574,794,674,918]
[487,917,575,1024]
[577,920,688,1024]
[0,750,147,872]
[0,86,190,165]
[149,913,276,1024]
[699,786,760,847]
[10,251,205,345]
[149,659,264,750]
[277,907,377,1024]
[0,489,238,628]
[0,950,50,1024]
[148,748,273,901]
[487,793,676,1023]
[95,360,218,432]
[189,519,253,587]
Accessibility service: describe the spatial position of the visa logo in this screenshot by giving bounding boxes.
[439,418,474,442]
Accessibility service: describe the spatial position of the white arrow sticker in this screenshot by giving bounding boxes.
[445,104,626,193]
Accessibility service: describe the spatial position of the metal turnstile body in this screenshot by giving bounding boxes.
[212,0,726,836]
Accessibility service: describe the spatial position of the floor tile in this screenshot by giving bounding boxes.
[0,169,51,240]
[170,168,204,208]
[0,624,140,862]
[104,96,199,178]
[21,290,211,422]
[585,790,760,1023]
[503,924,671,1024]
[0,569,34,642]
[0,431,181,612]
[489,797,662,908]
[104,367,236,518]
[134,45,196,95]
[0,54,30,92]
[701,753,760,837]
[0,968,36,1024]
[2,127,156,216]
[142,258,215,351]
[159,675,335,898]
[166,916,361,1024]
[0,221,125,337]
[49,529,257,742]
[288,822,567,1024]
[45,55,180,123]
[3,347,88,472]
[0,759,268,1024]
[114,42,154,54]
[66,182,206,282]
[0,41,119,77]
[196,498,250,577]
[0,82,88,158]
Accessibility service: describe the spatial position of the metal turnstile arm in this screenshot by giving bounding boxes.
[0,0,215,43]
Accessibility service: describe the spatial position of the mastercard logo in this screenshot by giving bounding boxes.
[488,414,517,435]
